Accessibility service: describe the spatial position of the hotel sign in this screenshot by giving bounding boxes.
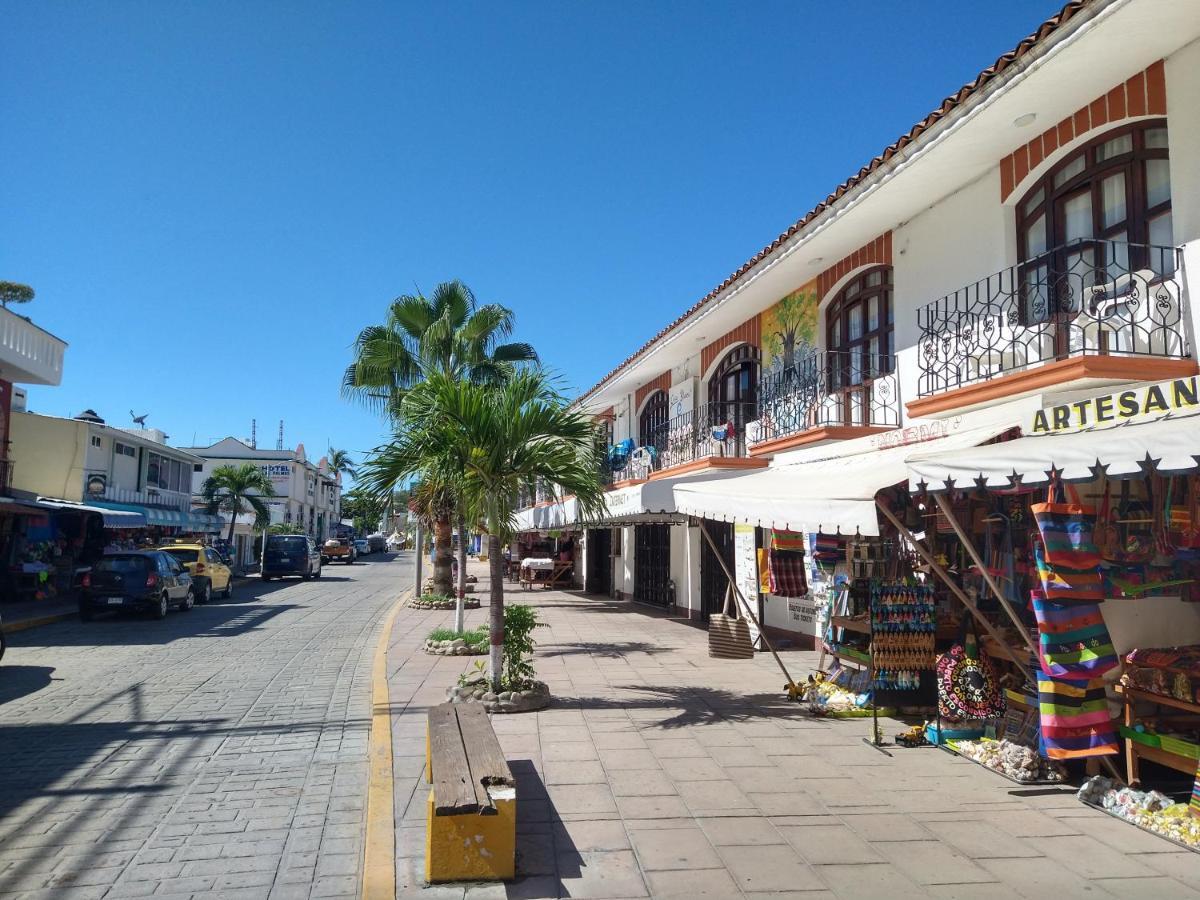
[1029,376,1200,435]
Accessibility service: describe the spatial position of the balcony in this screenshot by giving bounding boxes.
[610,402,766,481]
[912,241,1194,417]
[0,307,66,386]
[100,483,192,511]
[747,351,900,454]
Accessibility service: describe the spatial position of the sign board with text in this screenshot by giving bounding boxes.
[1029,376,1200,435]
[733,523,761,644]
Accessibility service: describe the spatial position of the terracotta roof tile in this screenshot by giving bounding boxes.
[579,0,1093,404]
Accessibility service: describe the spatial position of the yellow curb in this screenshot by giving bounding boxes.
[362,589,413,900]
[3,611,76,633]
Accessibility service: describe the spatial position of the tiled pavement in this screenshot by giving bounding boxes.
[0,553,412,900]
[389,563,1200,899]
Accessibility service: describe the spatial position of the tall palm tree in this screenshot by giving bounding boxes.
[201,464,276,546]
[359,369,605,689]
[343,279,538,598]
[326,448,356,480]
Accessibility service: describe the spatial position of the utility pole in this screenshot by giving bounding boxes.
[414,522,424,597]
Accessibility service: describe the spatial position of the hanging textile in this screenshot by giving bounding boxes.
[767,549,807,597]
[937,616,1006,721]
[770,530,807,552]
[1030,592,1118,680]
[1031,480,1102,569]
[1034,544,1105,602]
[1035,671,1118,759]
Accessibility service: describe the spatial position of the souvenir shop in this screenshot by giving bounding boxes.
[674,380,1200,851]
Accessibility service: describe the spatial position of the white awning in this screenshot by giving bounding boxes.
[673,423,1017,535]
[595,468,753,526]
[514,497,581,533]
[36,498,148,528]
[908,415,1200,492]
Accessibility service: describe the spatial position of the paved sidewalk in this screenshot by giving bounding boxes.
[389,563,1200,899]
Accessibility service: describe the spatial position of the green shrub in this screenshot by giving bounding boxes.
[502,604,543,691]
[427,625,489,647]
[418,593,453,604]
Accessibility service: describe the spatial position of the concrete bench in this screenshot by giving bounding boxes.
[424,702,516,883]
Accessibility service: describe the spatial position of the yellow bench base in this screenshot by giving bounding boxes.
[424,789,516,883]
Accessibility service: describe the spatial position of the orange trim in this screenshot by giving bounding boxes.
[608,478,647,490]
[647,455,768,480]
[906,356,1199,418]
[701,316,762,375]
[748,426,895,458]
[634,372,671,411]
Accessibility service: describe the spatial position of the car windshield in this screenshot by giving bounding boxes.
[95,556,151,573]
[268,536,308,551]
[164,549,199,564]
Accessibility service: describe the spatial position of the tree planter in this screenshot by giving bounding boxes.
[446,678,551,714]
[424,638,488,656]
[411,597,481,611]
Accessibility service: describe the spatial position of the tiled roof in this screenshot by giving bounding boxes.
[578,0,1093,404]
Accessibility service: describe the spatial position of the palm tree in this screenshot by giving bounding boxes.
[201,464,276,547]
[343,280,538,598]
[359,369,605,690]
[326,448,356,480]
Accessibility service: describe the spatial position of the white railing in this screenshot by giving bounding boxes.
[0,307,66,386]
[100,483,191,511]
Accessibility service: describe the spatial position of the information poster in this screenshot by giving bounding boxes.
[733,523,761,644]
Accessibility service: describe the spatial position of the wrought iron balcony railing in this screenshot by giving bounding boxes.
[917,240,1189,398]
[646,401,759,470]
[748,351,900,446]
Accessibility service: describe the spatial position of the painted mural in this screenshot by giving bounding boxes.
[760,279,819,374]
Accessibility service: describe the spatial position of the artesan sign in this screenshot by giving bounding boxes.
[1029,376,1200,435]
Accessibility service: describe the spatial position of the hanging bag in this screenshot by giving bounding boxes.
[937,615,1007,722]
[708,584,754,659]
[1034,542,1105,603]
[1036,671,1119,760]
[1031,477,1102,569]
[1094,478,1121,563]
[1030,590,1118,680]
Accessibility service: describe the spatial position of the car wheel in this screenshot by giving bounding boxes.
[155,592,169,619]
[314,566,322,580]
[196,582,210,605]
[301,571,312,581]
[223,579,234,599]
[182,588,195,611]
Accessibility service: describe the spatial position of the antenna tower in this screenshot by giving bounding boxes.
[277,420,284,451]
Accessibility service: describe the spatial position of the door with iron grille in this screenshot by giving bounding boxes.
[585,528,612,595]
[633,524,671,607]
[699,521,736,621]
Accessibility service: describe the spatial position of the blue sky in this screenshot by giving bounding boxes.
[3,0,1056,481]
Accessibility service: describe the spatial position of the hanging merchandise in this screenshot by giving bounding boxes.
[1036,671,1119,759]
[1034,543,1105,603]
[937,615,1007,721]
[771,530,807,553]
[1167,476,1200,559]
[1031,479,1102,569]
[812,534,845,569]
[869,581,936,691]
[767,548,807,598]
[708,584,754,660]
[1116,479,1156,565]
[1030,591,1118,680]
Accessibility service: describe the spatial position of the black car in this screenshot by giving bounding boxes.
[262,535,322,581]
[81,551,195,621]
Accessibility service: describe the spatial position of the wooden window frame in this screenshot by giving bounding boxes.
[638,390,668,448]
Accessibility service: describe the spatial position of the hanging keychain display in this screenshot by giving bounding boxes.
[870,580,937,691]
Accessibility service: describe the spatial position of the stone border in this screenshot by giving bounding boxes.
[447,679,551,714]
[423,638,488,656]
[410,597,481,611]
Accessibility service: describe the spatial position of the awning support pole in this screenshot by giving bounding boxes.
[698,520,800,695]
[933,494,1039,660]
[874,500,1034,683]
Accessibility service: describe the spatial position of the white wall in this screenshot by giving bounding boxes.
[617,526,635,598]
[1166,39,1200,248]
[669,523,688,611]
[110,439,139,490]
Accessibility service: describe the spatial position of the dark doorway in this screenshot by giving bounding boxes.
[633,524,672,607]
[699,520,735,621]
[585,528,612,595]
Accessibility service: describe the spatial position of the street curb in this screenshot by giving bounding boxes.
[361,588,413,900]
[2,611,76,633]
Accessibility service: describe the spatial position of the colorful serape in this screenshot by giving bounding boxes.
[1036,671,1118,759]
[768,549,808,598]
[771,530,807,553]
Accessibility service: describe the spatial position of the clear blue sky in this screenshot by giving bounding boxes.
[3,0,1057,480]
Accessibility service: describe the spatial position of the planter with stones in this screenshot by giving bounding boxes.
[446,678,551,714]
[411,597,481,611]
[423,638,488,656]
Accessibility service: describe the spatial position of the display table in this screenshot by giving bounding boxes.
[519,558,573,590]
[1117,683,1200,787]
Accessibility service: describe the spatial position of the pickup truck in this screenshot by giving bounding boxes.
[321,538,357,564]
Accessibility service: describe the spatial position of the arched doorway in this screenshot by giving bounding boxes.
[707,345,759,456]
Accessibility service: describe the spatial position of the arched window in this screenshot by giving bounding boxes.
[825,266,894,388]
[1016,121,1172,323]
[707,345,759,412]
[639,390,668,448]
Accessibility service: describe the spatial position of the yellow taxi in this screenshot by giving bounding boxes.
[161,543,233,603]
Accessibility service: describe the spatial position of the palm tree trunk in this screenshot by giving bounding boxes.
[226,499,238,546]
[432,517,454,596]
[488,532,504,691]
[455,510,467,633]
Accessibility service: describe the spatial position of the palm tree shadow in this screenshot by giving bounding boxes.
[560,683,809,730]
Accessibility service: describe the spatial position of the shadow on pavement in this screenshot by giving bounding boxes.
[0,665,56,707]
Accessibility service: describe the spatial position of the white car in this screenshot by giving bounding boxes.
[354,538,370,556]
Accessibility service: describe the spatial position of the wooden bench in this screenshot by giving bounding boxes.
[424,702,516,883]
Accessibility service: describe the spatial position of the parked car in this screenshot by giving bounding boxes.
[367,533,387,553]
[263,535,323,581]
[81,551,194,620]
[354,538,370,556]
[161,543,234,603]
[321,538,356,565]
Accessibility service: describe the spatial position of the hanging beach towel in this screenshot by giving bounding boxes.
[1032,479,1102,569]
[1036,671,1118,759]
[709,585,754,659]
[937,616,1006,722]
[1034,543,1105,603]
[1030,590,1118,680]
[767,549,807,597]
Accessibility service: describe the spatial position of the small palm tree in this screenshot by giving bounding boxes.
[326,448,356,480]
[201,464,276,546]
[360,369,605,690]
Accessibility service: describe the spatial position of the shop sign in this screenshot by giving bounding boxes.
[259,463,292,486]
[86,473,107,496]
[668,378,696,420]
[733,523,761,644]
[603,486,642,518]
[1029,376,1200,435]
[786,595,818,636]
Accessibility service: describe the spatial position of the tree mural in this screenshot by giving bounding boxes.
[764,285,818,372]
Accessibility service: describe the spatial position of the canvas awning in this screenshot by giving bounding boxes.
[514,497,581,533]
[89,501,187,528]
[35,498,148,528]
[907,415,1200,492]
[672,423,1017,535]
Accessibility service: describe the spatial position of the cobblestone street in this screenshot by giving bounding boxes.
[0,552,412,900]
[390,564,1200,899]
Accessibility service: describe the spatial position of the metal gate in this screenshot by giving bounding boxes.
[633,524,672,607]
[585,528,612,595]
[699,520,735,622]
